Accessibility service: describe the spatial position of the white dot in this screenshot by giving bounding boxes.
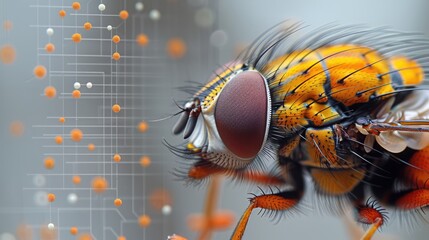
[194,8,214,28]
[86,82,93,89]
[98,4,106,12]
[47,223,55,230]
[33,174,46,187]
[46,28,54,36]
[0,232,16,240]
[107,25,112,31]
[135,2,144,12]
[162,205,172,215]
[73,82,81,90]
[210,30,228,48]
[149,9,160,21]
[67,193,78,204]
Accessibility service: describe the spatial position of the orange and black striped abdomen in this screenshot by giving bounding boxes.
[264,44,423,132]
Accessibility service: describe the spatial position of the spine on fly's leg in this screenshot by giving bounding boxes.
[230,162,304,240]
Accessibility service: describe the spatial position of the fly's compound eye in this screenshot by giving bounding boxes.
[172,98,201,139]
[214,71,270,159]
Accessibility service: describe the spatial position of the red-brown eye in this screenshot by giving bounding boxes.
[214,71,270,159]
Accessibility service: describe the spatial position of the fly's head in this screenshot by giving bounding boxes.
[171,63,272,170]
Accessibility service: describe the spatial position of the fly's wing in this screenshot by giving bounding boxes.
[356,90,429,153]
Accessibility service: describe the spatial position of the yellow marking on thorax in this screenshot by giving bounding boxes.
[304,101,340,126]
[305,127,338,167]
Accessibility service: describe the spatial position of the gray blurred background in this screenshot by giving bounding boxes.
[1,0,429,239]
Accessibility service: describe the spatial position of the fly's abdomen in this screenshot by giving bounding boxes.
[266,44,424,132]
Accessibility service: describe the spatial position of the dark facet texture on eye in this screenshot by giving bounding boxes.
[215,71,268,159]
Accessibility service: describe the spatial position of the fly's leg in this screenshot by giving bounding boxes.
[354,198,388,240]
[230,161,304,240]
[360,218,383,240]
[185,160,286,186]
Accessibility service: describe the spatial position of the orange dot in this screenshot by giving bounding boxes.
[112,35,121,44]
[70,128,83,142]
[59,10,66,18]
[136,34,149,47]
[72,2,81,10]
[45,43,55,53]
[72,175,81,185]
[112,52,121,61]
[44,86,57,99]
[211,211,235,229]
[114,198,122,207]
[0,44,16,64]
[139,156,151,168]
[83,22,92,31]
[3,20,12,31]
[44,157,55,169]
[138,214,151,228]
[78,233,92,240]
[34,65,47,79]
[117,236,126,240]
[16,224,33,240]
[113,154,121,162]
[55,135,63,144]
[188,211,235,231]
[88,143,95,151]
[149,188,172,210]
[47,193,56,202]
[112,104,121,113]
[9,121,24,137]
[70,226,78,235]
[119,10,129,20]
[138,121,148,133]
[72,33,82,43]
[72,89,81,98]
[166,38,187,59]
[91,176,109,193]
[59,117,65,123]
